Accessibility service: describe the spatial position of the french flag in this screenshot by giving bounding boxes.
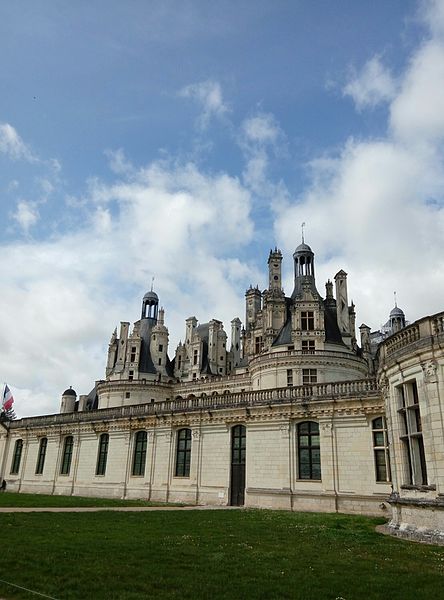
[3,385,14,410]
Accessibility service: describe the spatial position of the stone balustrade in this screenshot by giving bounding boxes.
[10,378,378,429]
[381,311,444,359]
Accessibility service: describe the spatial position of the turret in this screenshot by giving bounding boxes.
[268,248,283,291]
[291,242,320,299]
[60,387,77,413]
[245,286,262,330]
[141,290,159,321]
[231,318,242,368]
[150,307,169,377]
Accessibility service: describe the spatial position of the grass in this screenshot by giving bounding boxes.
[0,510,443,599]
[0,491,181,508]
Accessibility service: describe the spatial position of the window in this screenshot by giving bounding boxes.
[132,431,147,476]
[96,433,109,476]
[35,437,48,475]
[129,370,134,381]
[60,436,74,475]
[287,369,293,387]
[193,350,198,365]
[178,355,182,370]
[398,380,427,485]
[175,428,192,477]
[372,417,391,482]
[125,392,131,399]
[158,358,162,365]
[255,336,263,353]
[302,340,315,354]
[301,311,314,331]
[302,369,317,384]
[298,422,321,480]
[130,346,136,362]
[10,439,23,474]
[159,344,163,352]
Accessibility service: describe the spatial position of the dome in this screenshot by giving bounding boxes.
[390,306,405,317]
[294,242,313,253]
[143,290,159,302]
[62,387,77,397]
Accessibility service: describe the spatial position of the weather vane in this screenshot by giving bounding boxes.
[301,222,306,244]
[394,291,397,308]
[151,276,155,292]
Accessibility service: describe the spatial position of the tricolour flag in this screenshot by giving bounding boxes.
[2,385,14,410]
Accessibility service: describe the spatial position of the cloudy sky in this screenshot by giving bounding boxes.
[1,0,444,417]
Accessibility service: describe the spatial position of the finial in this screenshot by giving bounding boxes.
[301,222,306,244]
[150,276,155,292]
[394,291,397,308]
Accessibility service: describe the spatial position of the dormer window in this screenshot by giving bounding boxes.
[301,311,314,331]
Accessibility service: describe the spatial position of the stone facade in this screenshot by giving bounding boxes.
[1,241,443,542]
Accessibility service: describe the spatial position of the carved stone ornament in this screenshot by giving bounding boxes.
[279,423,290,438]
[192,429,201,440]
[422,360,438,384]
[378,375,389,398]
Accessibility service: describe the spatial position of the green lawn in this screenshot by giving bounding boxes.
[0,491,180,508]
[0,510,443,599]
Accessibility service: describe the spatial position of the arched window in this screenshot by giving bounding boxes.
[60,436,74,475]
[35,437,48,475]
[132,431,147,476]
[10,439,23,475]
[96,433,109,476]
[175,429,192,477]
[372,417,391,482]
[297,422,321,480]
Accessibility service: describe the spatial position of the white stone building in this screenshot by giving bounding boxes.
[1,240,443,543]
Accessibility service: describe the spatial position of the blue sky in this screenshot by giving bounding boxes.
[1,0,444,416]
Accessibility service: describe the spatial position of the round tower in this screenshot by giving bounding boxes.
[60,387,77,413]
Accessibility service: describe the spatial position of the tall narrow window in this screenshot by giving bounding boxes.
[193,350,198,365]
[35,437,48,475]
[287,369,293,387]
[132,431,147,476]
[175,428,192,477]
[10,439,23,474]
[398,380,427,485]
[60,436,74,475]
[255,336,263,354]
[301,311,315,331]
[130,346,136,362]
[372,417,391,482]
[96,433,109,476]
[298,422,321,480]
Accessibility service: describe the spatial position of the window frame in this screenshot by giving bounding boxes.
[10,439,23,475]
[35,437,48,475]
[297,421,321,481]
[302,368,317,384]
[60,436,74,475]
[175,428,192,477]
[95,433,109,476]
[132,431,147,477]
[301,311,315,331]
[397,380,427,485]
[372,417,391,483]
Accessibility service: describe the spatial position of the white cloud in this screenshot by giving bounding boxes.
[0,158,256,417]
[12,200,40,232]
[343,56,397,111]
[179,80,229,128]
[274,2,444,331]
[0,123,37,162]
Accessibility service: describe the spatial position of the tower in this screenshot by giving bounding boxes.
[291,242,320,300]
[268,248,283,291]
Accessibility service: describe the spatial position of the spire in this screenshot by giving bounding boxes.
[301,222,306,244]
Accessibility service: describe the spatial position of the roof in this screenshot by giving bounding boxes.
[390,306,405,317]
[143,290,158,302]
[62,387,76,397]
[294,242,313,253]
